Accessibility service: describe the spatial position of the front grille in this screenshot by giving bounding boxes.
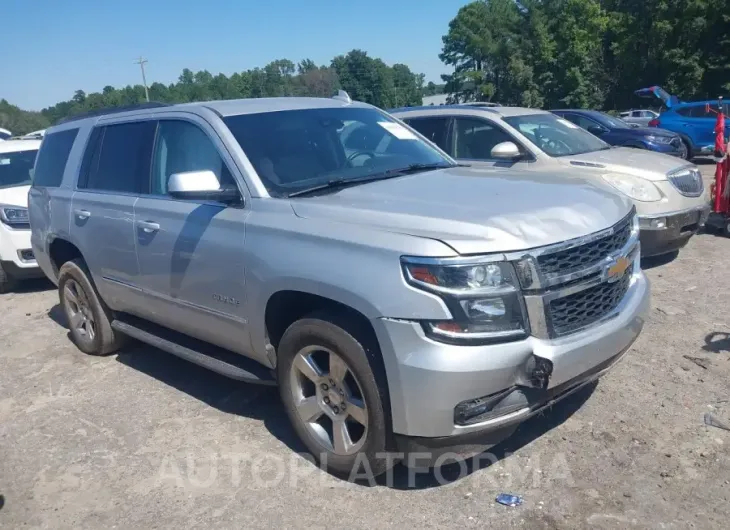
[537,215,632,277]
[548,264,633,336]
[668,170,703,197]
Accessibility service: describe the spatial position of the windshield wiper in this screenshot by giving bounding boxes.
[287,163,452,198]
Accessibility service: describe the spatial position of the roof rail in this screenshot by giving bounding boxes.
[57,102,172,125]
[332,90,352,104]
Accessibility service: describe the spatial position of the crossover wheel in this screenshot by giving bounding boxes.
[0,263,16,294]
[278,314,392,477]
[58,259,125,355]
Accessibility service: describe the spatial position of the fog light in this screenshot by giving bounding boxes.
[639,216,667,230]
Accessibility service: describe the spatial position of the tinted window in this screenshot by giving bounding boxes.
[83,121,155,193]
[0,131,11,141]
[404,117,450,150]
[453,118,514,159]
[223,107,451,198]
[678,105,713,118]
[149,120,234,196]
[32,128,79,187]
[0,148,38,189]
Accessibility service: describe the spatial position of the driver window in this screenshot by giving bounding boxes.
[453,118,513,160]
[564,114,598,130]
[150,120,235,196]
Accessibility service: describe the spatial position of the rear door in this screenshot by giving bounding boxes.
[400,116,452,153]
[132,115,251,354]
[71,119,155,311]
[678,104,716,150]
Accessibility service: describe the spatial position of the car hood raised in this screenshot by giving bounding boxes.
[290,167,632,255]
[0,184,30,208]
[559,147,692,181]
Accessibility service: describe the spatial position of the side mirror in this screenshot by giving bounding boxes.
[587,125,607,136]
[168,170,241,204]
[491,141,522,160]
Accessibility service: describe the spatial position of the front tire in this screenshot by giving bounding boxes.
[277,313,393,478]
[0,263,16,294]
[680,138,692,160]
[58,259,125,355]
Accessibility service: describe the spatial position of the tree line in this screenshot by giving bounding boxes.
[441,0,730,109]
[2,50,424,135]
[4,1,729,135]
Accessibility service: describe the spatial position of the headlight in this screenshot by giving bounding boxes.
[401,257,528,344]
[646,135,673,145]
[601,173,662,202]
[0,205,29,228]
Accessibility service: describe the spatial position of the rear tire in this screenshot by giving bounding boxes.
[58,258,125,355]
[0,263,16,294]
[277,313,393,478]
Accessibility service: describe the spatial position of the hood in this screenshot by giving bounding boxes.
[289,167,632,255]
[559,147,691,181]
[616,126,674,138]
[0,185,30,208]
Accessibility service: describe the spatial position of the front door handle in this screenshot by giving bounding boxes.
[73,209,91,220]
[137,220,160,233]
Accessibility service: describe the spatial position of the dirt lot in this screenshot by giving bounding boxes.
[2,167,729,529]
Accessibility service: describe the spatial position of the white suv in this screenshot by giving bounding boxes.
[0,137,43,292]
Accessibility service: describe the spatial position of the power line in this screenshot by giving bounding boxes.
[134,56,150,102]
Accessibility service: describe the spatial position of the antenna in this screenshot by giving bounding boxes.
[333,90,352,104]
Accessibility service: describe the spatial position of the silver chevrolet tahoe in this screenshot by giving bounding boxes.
[28,94,650,477]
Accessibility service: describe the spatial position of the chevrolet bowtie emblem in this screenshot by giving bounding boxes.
[606,256,630,283]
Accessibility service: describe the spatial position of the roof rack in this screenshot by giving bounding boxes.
[57,102,172,125]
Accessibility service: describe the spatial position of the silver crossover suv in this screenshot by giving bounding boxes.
[29,94,649,477]
[391,105,709,258]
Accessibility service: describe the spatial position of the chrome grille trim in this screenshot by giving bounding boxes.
[505,208,637,291]
[667,168,704,197]
[516,209,640,339]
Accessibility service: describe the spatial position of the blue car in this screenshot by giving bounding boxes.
[550,109,688,159]
[648,101,728,159]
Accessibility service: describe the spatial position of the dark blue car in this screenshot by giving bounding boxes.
[551,109,688,159]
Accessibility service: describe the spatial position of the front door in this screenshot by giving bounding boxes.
[449,116,532,169]
[133,116,252,355]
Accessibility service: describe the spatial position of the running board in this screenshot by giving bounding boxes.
[111,318,276,386]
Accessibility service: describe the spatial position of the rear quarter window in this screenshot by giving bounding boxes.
[32,128,79,187]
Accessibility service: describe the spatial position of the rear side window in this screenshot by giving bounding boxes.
[677,105,713,118]
[81,121,156,193]
[404,117,450,151]
[32,128,79,187]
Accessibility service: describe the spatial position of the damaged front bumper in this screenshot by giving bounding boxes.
[372,270,650,444]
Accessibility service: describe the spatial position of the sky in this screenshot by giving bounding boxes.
[2,0,471,111]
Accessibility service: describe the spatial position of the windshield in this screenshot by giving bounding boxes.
[503,114,610,157]
[0,149,38,189]
[223,107,452,197]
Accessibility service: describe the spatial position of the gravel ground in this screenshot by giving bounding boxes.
[1,164,729,529]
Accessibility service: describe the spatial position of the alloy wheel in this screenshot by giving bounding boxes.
[63,279,96,344]
[289,345,368,456]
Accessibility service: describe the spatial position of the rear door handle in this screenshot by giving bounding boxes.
[73,209,91,220]
[137,220,160,233]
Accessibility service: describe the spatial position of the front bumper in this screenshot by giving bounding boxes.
[638,205,709,257]
[374,268,650,441]
[0,223,41,276]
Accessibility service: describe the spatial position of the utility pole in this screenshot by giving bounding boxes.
[134,56,150,102]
